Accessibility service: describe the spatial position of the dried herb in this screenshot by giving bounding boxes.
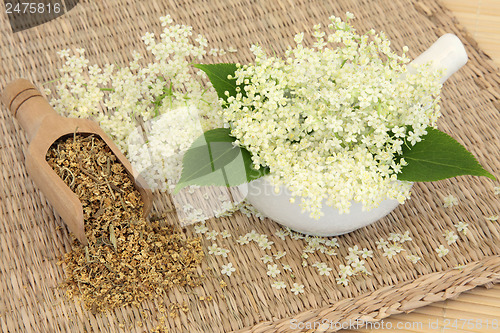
[47,134,204,314]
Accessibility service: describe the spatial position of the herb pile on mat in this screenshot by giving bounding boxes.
[46,134,204,313]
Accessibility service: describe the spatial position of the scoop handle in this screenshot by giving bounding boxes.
[1,79,59,141]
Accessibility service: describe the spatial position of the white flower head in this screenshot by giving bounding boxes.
[345,253,359,264]
[435,245,449,257]
[317,265,333,276]
[260,255,273,264]
[290,283,305,295]
[267,264,281,278]
[336,276,349,287]
[324,238,340,248]
[221,263,236,276]
[387,233,401,243]
[406,254,421,264]
[376,238,389,250]
[360,248,373,259]
[442,230,458,245]
[207,243,219,255]
[271,281,286,290]
[205,230,219,241]
[443,194,459,208]
[275,229,289,240]
[236,235,249,245]
[221,16,433,218]
[274,251,287,260]
[194,223,209,234]
[454,222,469,235]
[218,248,230,258]
[338,264,353,277]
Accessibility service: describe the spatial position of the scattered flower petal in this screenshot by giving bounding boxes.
[194,223,209,234]
[271,281,286,290]
[221,263,236,276]
[205,230,219,240]
[454,222,469,235]
[443,194,459,208]
[267,264,281,278]
[406,254,421,264]
[290,283,305,295]
[435,245,449,257]
[260,255,273,264]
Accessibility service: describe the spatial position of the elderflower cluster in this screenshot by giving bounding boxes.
[51,15,223,191]
[223,14,442,217]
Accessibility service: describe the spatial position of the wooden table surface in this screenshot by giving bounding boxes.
[344,1,500,332]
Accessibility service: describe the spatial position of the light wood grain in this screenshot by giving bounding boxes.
[441,0,500,66]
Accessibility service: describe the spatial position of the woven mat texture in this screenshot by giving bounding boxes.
[1,0,499,332]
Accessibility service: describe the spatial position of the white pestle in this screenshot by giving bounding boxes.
[408,33,468,85]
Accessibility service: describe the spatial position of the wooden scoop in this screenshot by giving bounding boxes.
[1,79,153,245]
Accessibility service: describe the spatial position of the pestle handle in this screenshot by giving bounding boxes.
[1,79,59,141]
[409,34,468,85]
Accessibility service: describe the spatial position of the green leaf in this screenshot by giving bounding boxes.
[397,127,495,182]
[193,63,243,104]
[174,128,269,193]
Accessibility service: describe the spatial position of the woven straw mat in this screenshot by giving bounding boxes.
[1,0,499,332]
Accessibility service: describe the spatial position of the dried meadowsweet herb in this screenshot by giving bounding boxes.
[48,134,204,313]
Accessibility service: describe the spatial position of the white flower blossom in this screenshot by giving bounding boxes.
[406,254,421,264]
[400,231,412,243]
[442,230,459,245]
[274,251,287,260]
[290,283,305,295]
[221,230,232,239]
[207,243,219,255]
[316,263,333,276]
[194,223,209,234]
[51,17,223,192]
[290,232,305,240]
[271,281,286,290]
[338,264,353,277]
[258,239,274,250]
[443,194,459,208]
[336,276,349,286]
[360,248,373,259]
[275,229,289,240]
[218,248,230,258]
[485,215,498,222]
[205,230,219,241]
[221,263,236,276]
[267,264,281,278]
[245,230,260,242]
[222,16,437,217]
[260,255,273,264]
[324,238,340,248]
[494,186,500,195]
[236,235,249,245]
[350,259,367,273]
[435,245,449,257]
[454,222,469,235]
[282,264,292,272]
[376,238,389,250]
[345,253,359,264]
[387,233,401,242]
